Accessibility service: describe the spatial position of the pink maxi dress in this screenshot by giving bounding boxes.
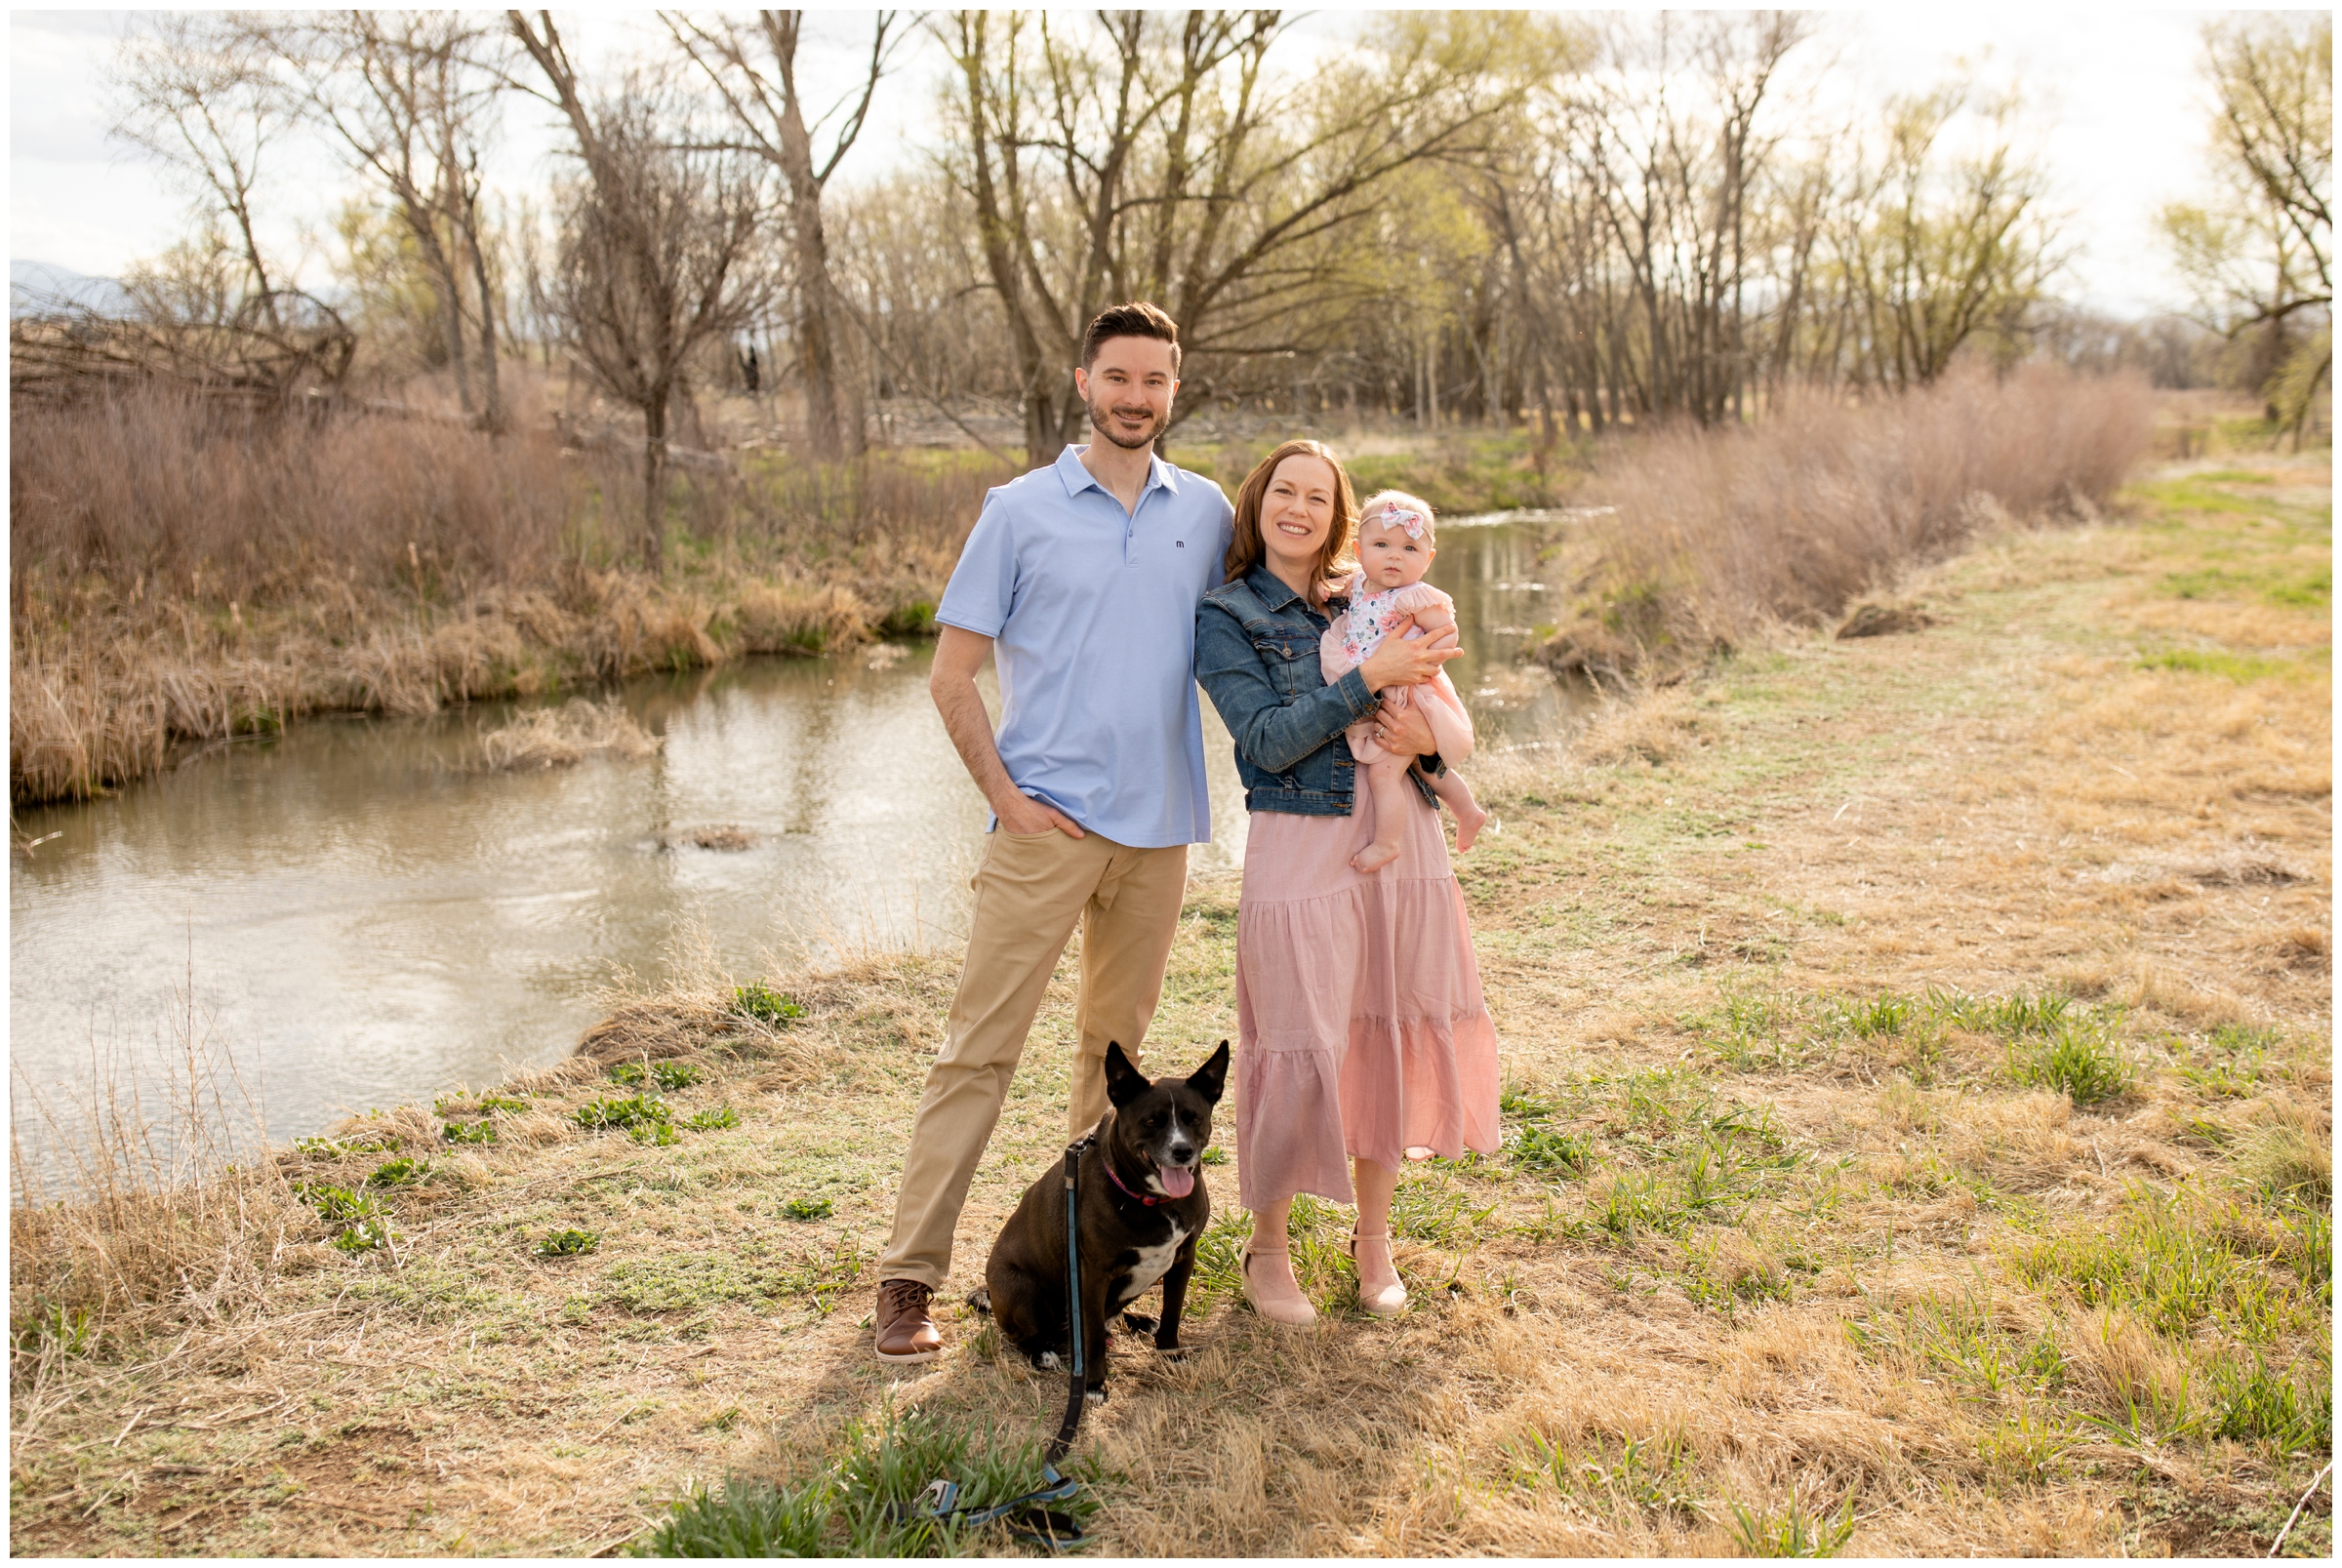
[1233,788,1502,1208]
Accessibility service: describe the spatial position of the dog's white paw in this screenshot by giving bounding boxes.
[1083,1387,1107,1407]
[1035,1351,1063,1371]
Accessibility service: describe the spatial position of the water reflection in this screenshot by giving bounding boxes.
[10,516,1582,1160]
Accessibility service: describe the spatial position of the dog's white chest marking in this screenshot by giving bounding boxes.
[1112,1225,1190,1307]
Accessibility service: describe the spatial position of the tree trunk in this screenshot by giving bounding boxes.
[786,183,862,462]
[439,270,474,419]
[464,190,503,432]
[642,388,669,577]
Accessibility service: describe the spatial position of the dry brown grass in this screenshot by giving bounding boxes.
[477,697,661,772]
[1544,366,2156,677]
[9,385,1007,804]
[9,387,580,605]
[7,457,2328,1557]
[9,979,302,1456]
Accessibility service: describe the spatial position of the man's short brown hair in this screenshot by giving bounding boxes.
[1082,302,1181,373]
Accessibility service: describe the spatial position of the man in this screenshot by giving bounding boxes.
[872,302,1236,1362]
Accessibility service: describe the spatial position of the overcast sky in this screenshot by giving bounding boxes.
[10,8,2238,317]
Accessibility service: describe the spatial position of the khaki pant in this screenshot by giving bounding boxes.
[876,826,1189,1290]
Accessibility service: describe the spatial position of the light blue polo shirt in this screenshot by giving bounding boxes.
[936,444,1234,847]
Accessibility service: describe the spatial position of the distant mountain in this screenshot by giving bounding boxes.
[11,260,134,320]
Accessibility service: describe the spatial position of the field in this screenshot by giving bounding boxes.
[8,455,2330,1555]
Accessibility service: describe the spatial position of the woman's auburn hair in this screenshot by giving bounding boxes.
[1222,438,1358,600]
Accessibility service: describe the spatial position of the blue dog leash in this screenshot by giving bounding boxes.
[902,1131,1097,1551]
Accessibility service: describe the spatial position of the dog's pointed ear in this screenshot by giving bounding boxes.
[1187,1040,1231,1106]
[1104,1042,1150,1109]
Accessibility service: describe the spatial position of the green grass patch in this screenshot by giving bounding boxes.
[13,1303,96,1357]
[1728,1496,1856,1558]
[2175,1024,2278,1099]
[2138,648,2311,682]
[731,982,806,1026]
[611,1061,704,1092]
[442,1118,497,1146]
[2005,1019,2131,1106]
[1390,1172,1501,1247]
[1511,1123,1595,1179]
[1844,1288,2066,1397]
[1836,992,1916,1039]
[633,1402,1103,1556]
[292,1181,393,1253]
[541,1228,601,1258]
[2008,1191,2313,1342]
[1500,1081,1560,1121]
[684,1105,741,1132]
[2204,1351,2332,1454]
[782,1196,834,1223]
[1509,1427,1696,1511]
[366,1156,433,1188]
[577,1094,673,1134]
[1187,1213,1246,1307]
[602,1237,868,1317]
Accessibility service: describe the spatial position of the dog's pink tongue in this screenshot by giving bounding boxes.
[1157,1165,1196,1198]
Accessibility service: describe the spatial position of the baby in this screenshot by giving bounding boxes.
[1319,490,1492,874]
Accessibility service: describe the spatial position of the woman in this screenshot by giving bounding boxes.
[1193,439,1502,1323]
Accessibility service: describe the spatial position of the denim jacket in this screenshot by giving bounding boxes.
[1194,564,1442,816]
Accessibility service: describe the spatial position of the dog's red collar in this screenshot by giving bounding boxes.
[1101,1156,1167,1207]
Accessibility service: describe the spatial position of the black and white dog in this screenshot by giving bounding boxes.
[978,1040,1229,1404]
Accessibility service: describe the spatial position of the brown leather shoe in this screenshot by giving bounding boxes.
[873,1278,942,1363]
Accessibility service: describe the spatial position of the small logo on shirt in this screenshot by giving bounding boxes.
[1175,540,1186,547]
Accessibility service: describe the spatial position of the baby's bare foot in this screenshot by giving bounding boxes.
[1454,802,1492,853]
[1352,840,1402,874]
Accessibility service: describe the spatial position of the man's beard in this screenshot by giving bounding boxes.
[1087,394,1166,451]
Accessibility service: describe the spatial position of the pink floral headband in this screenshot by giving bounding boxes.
[1371,503,1428,540]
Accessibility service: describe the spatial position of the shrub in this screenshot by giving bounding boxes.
[1542,366,2154,676]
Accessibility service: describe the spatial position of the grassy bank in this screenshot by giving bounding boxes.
[11,455,2328,1554]
[8,388,1010,804]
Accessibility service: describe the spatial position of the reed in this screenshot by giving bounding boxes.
[8,387,1011,803]
[1543,365,2158,676]
[9,962,294,1398]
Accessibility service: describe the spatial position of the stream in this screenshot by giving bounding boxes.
[10,512,1589,1178]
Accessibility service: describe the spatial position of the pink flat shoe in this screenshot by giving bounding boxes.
[1241,1244,1317,1327]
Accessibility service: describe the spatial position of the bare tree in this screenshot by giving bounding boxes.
[277,12,512,426]
[934,10,1551,466]
[664,10,900,462]
[508,11,774,574]
[2160,15,2332,439]
[109,13,298,325]
[1833,81,2061,390]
